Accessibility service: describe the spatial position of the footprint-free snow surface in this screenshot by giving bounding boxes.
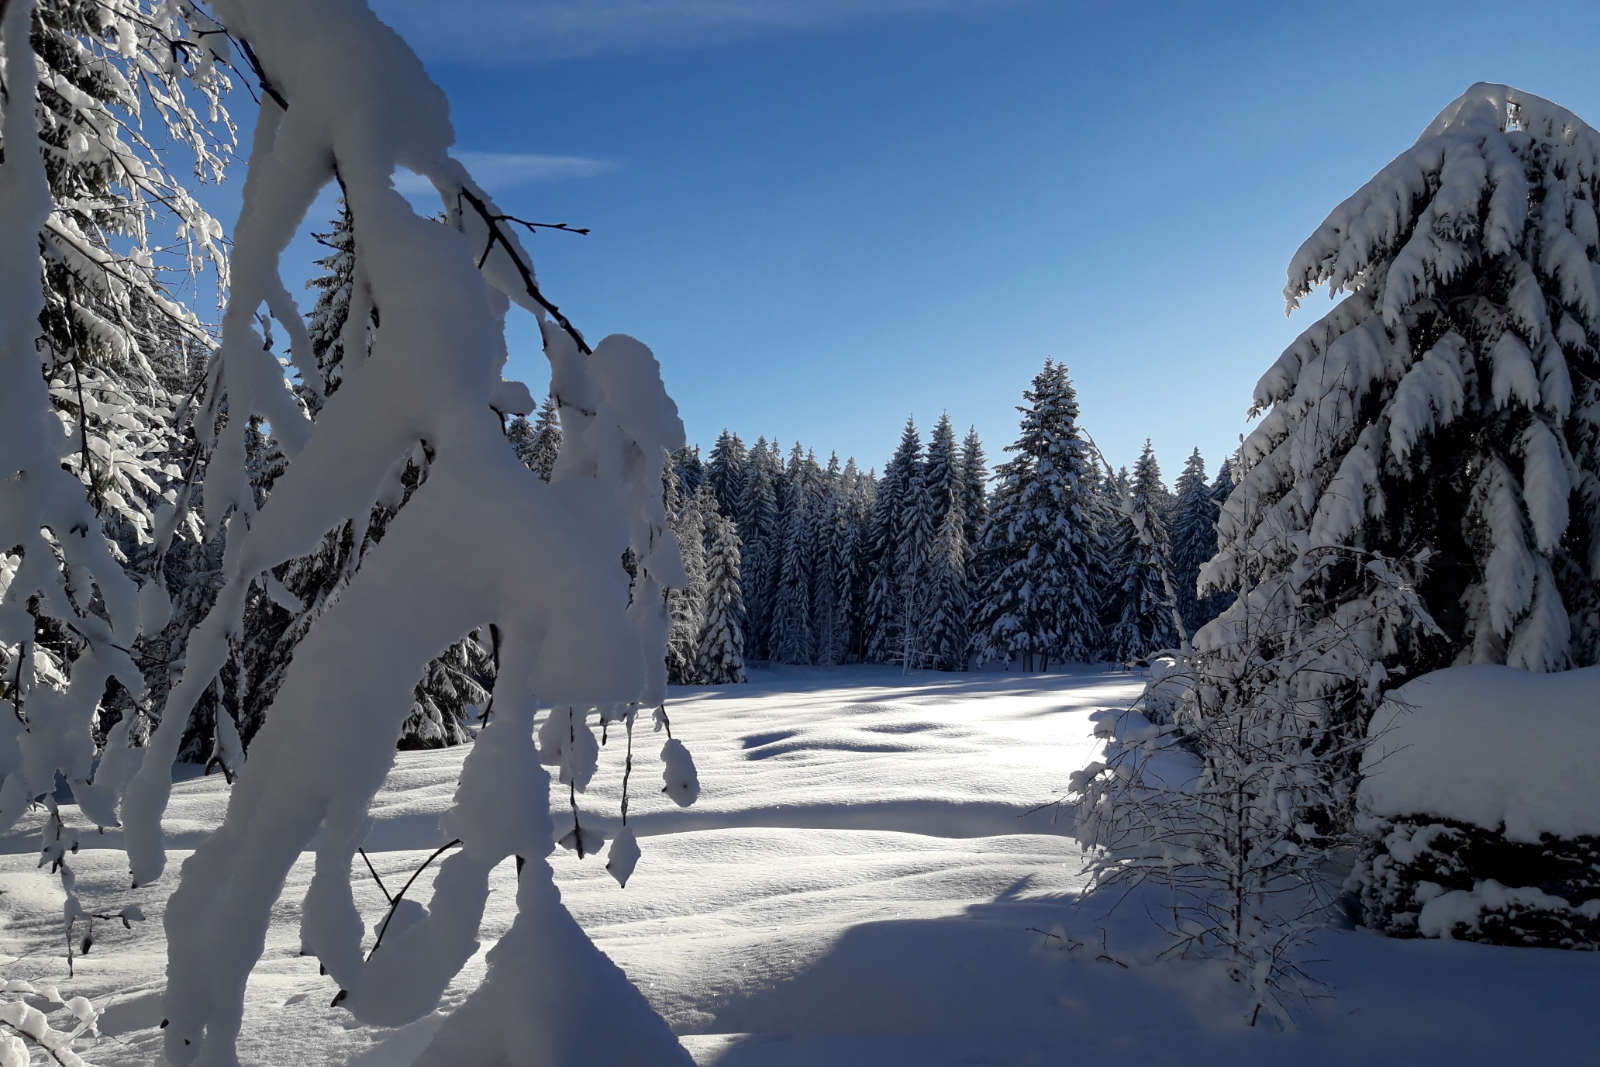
[2,666,1596,1064]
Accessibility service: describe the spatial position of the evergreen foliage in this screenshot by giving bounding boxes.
[863,419,925,665]
[527,394,562,481]
[1170,447,1221,635]
[919,415,970,670]
[1103,440,1181,661]
[971,361,1098,670]
[697,511,748,684]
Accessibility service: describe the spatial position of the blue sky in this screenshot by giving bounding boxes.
[200,0,1600,482]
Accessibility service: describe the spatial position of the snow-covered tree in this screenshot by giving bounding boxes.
[0,0,148,848]
[736,444,779,660]
[506,412,538,467]
[919,414,969,670]
[809,453,842,665]
[54,3,704,1061]
[770,474,815,664]
[237,202,491,752]
[665,465,708,684]
[830,458,873,663]
[959,426,989,558]
[305,201,355,405]
[971,361,1098,669]
[1075,550,1442,1028]
[31,0,233,532]
[1203,83,1600,719]
[1170,447,1221,635]
[1103,440,1181,661]
[8,1,241,750]
[697,510,747,684]
[1211,455,1236,505]
[526,393,562,480]
[399,633,490,748]
[0,0,242,925]
[707,428,747,517]
[864,418,926,664]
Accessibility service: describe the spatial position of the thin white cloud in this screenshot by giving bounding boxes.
[372,0,1018,63]
[392,152,618,197]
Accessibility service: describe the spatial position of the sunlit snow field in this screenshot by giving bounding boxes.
[2,666,1596,1065]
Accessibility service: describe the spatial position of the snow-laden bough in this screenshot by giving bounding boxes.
[39,1,706,1061]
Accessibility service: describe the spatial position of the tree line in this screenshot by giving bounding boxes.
[656,358,1238,683]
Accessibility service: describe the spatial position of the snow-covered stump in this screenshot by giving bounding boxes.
[1356,666,1600,949]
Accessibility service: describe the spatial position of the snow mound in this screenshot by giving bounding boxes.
[1361,665,1600,841]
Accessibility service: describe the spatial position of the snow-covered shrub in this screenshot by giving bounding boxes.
[1138,654,1191,726]
[1355,665,1600,948]
[1074,547,1440,1026]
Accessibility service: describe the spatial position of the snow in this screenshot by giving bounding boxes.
[4,666,1599,1065]
[1417,880,1600,940]
[1361,664,1600,840]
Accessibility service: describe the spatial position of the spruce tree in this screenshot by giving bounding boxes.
[1205,83,1600,716]
[810,453,843,665]
[697,512,748,684]
[398,637,489,748]
[664,466,708,684]
[1170,447,1221,635]
[959,427,989,557]
[770,474,815,664]
[707,429,748,517]
[1103,440,1181,661]
[832,459,873,663]
[305,201,355,407]
[1211,455,1236,505]
[864,419,924,663]
[971,362,1098,670]
[506,414,538,470]
[237,203,492,750]
[920,414,970,670]
[527,394,562,481]
[9,1,238,752]
[736,443,779,660]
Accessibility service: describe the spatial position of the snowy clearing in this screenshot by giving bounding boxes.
[2,666,1596,1065]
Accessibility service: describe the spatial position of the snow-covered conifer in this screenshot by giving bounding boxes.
[959,426,989,558]
[920,414,969,669]
[809,453,843,665]
[665,466,708,684]
[1103,441,1181,661]
[971,362,1098,669]
[1170,448,1221,635]
[707,429,747,516]
[864,419,925,664]
[506,413,538,468]
[697,512,747,684]
[736,446,779,660]
[0,0,145,836]
[1211,455,1236,505]
[305,201,355,406]
[770,475,815,663]
[527,393,562,481]
[1205,83,1600,699]
[830,459,873,663]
